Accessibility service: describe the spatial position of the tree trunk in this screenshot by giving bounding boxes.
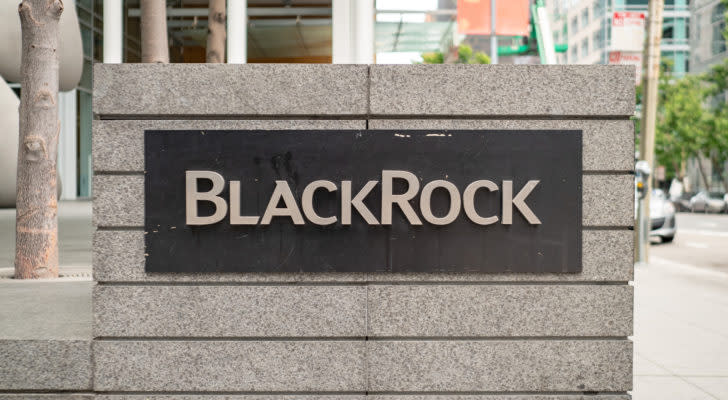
[15,0,63,279]
[141,0,169,63]
[206,0,226,63]
[696,155,711,191]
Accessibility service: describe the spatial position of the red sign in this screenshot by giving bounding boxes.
[457,0,530,36]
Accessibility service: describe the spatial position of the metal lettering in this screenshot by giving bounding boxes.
[463,180,499,225]
[185,170,228,225]
[229,180,259,225]
[502,180,541,225]
[419,180,461,225]
[341,180,380,225]
[381,170,422,225]
[260,180,305,225]
[302,180,338,225]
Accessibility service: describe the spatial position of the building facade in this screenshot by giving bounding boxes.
[548,0,690,77]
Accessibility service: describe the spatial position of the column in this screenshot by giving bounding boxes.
[58,90,77,199]
[103,0,123,63]
[353,0,374,64]
[332,0,353,63]
[228,0,247,63]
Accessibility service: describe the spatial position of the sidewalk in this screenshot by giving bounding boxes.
[0,201,93,340]
[633,258,728,399]
[0,200,92,278]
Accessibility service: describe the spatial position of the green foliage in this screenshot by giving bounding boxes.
[420,44,491,64]
[421,51,444,64]
[646,1,728,186]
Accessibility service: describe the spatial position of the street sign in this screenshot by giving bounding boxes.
[144,130,582,274]
[611,11,645,52]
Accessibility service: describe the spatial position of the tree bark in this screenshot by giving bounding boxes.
[15,0,63,279]
[140,0,169,63]
[696,154,711,191]
[206,0,226,63]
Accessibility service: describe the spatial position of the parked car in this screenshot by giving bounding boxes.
[650,189,676,242]
[689,191,727,213]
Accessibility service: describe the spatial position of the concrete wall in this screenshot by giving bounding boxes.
[91,64,635,399]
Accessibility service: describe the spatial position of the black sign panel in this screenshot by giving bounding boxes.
[144,130,582,274]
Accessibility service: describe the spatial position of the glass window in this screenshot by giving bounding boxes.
[713,24,727,55]
[571,16,579,33]
[593,31,603,49]
[581,38,589,58]
[581,8,589,28]
[571,45,578,61]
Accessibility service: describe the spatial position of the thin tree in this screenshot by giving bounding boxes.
[141,0,169,63]
[15,0,64,279]
[206,0,226,63]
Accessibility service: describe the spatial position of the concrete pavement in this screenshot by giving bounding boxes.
[633,212,728,399]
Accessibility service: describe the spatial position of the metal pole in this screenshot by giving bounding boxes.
[490,0,498,64]
[638,0,664,263]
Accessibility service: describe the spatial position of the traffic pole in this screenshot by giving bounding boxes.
[638,0,664,263]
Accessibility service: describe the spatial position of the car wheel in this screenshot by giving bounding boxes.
[662,235,674,243]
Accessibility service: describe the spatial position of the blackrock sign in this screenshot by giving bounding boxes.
[145,129,582,273]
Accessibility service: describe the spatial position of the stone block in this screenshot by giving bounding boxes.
[93,120,367,172]
[368,396,630,400]
[369,65,634,117]
[92,174,633,227]
[583,175,634,226]
[93,229,632,283]
[0,340,92,390]
[93,340,365,392]
[0,395,93,400]
[368,285,632,337]
[93,64,368,117]
[367,119,633,172]
[94,285,366,337]
[96,397,365,400]
[366,340,633,392]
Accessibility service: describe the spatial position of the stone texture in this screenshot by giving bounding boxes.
[368,396,629,400]
[93,64,368,117]
[93,119,367,172]
[583,175,634,226]
[96,397,364,400]
[92,174,633,227]
[0,396,93,400]
[367,285,632,337]
[0,340,92,390]
[93,340,365,391]
[0,281,92,340]
[369,65,635,116]
[92,175,143,227]
[94,285,366,337]
[367,119,634,172]
[93,229,632,282]
[367,340,632,392]
[93,397,626,400]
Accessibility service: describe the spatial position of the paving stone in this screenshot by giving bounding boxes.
[369,65,634,117]
[367,340,632,392]
[94,285,366,337]
[367,285,632,337]
[93,340,365,392]
[0,340,91,390]
[94,64,368,116]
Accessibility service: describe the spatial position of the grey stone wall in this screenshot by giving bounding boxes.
[92,64,635,399]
